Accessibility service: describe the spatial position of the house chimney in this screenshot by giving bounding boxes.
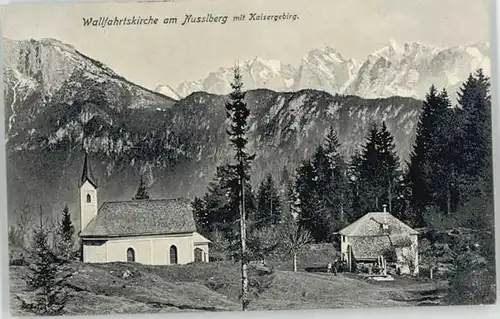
[383,204,387,213]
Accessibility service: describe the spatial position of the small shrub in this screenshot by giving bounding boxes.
[206,278,230,292]
[249,274,275,297]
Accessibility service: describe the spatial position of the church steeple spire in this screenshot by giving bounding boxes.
[80,152,98,232]
[81,152,97,188]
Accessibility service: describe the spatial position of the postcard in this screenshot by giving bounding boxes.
[1,0,495,316]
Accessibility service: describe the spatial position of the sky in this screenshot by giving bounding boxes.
[0,0,492,91]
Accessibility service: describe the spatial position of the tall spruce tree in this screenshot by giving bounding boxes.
[56,205,75,261]
[352,123,382,215]
[431,89,460,215]
[225,65,255,311]
[407,85,448,225]
[192,197,210,236]
[349,150,365,221]
[351,122,402,219]
[310,145,337,242]
[20,211,71,315]
[324,127,351,226]
[255,174,282,228]
[376,122,401,213]
[295,159,323,241]
[457,69,492,201]
[195,164,256,237]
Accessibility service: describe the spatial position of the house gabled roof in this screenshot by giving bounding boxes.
[339,212,418,237]
[80,198,196,238]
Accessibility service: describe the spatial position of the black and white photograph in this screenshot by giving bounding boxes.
[1,0,496,315]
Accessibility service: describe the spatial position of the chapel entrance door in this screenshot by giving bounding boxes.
[194,248,203,262]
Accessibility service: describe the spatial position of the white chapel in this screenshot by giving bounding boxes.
[78,153,211,265]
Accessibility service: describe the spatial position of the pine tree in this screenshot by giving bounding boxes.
[349,150,365,221]
[407,85,449,225]
[310,145,337,242]
[350,122,402,219]
[394,169,413,223]
[376,122,401,213]
[295,159,323,242]
[19,212,72,315]
[196,164,256,237]
[351,123,382,215]
[255,174,282,228]
[56,205,75,261]
[208,164,240,230]
[431,89,460,215]
[193,197,210,236]
[133,175,150,200]
[225,65,255,311]
[412,88,459,216]
[324,127,351,226]
[457,69,492,203]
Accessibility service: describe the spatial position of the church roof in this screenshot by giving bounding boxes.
[80,198,196,238]
[81,153,98,188]
[338,212,418,237]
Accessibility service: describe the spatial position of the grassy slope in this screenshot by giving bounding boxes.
[10,258,446,316]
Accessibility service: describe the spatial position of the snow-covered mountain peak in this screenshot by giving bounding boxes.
[173,56,297,97]
[247,56,285,74]
[369,40,442,63]
[388,38,405,55]
[305,46,347,64]
[167,40,490,100]
[370,38,405,60]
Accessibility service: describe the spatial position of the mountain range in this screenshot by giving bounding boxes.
[3,37,482,225]
[158,39,490,102]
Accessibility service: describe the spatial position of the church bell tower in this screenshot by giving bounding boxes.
[80,153,98,232]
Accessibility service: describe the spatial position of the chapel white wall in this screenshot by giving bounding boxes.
[82,233,198,265]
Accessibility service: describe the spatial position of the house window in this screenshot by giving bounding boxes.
[342,236,345,243]
[170,245,178,264]
[86,194,92,203]
[127,248,135,262]
[194,248,203,262]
